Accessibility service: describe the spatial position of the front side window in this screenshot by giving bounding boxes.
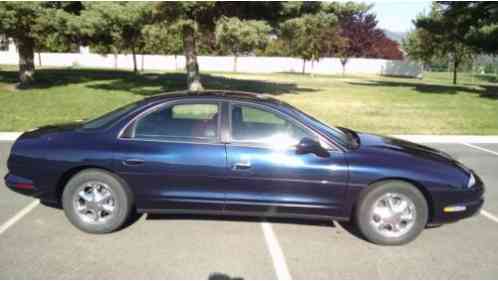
[231,104,312,146]
[133,103,219,140]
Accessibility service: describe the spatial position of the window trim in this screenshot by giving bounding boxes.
[227,101,337,151]
[118,99,223,144]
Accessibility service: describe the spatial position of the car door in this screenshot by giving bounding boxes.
[224,102,348,219]
[114,100,227,213]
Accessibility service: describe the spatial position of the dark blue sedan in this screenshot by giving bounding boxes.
[5,90,484,245]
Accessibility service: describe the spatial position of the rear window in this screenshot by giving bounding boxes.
[82,100,142,130]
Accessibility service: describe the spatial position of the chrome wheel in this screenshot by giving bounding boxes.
[72,181,117,224]
[369,192,417,238]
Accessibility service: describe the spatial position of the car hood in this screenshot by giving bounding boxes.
[20,122,82,140]
[357,132,459,165]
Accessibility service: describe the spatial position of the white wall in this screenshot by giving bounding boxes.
[0,44,423,77]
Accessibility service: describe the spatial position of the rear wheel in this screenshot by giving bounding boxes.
[355,180,428,245]
[62,169,133,233]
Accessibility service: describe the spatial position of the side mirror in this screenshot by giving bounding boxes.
[296,137,329,157]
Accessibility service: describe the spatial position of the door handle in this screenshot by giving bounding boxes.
[233,160,251,170]
[123,159,144,166]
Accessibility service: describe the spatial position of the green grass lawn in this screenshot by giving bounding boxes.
[0,65,497,134]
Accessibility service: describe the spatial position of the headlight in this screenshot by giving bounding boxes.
[467,172,476,188]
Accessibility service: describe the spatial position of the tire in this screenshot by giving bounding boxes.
[355,180,428,246]
[62,169,133,234]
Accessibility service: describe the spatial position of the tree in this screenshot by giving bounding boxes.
[153,2,292,90]
[280,12,339,75]
[142,22,183,55]
[79,2,152,73]
[258,38,291,57]
[436,2,498,56]
[328,3,386,75]
[215,16,271,72]
[0,3,47,86]
[0,2,82,87]
[410,3,475,84]
[153,2,217,91]
[402,29,437,67]
[370,36,403,60]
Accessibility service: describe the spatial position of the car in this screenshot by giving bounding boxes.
[5,90,484,245]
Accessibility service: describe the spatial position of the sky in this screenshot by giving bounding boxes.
[368,1,433,33]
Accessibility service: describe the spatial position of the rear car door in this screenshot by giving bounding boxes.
[114,100,227,213]
[224,102,348,218]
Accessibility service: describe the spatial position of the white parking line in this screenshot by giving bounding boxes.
[481,210,498,224]
[461,142,498,156]
[261,221,292,280]
[0,200,39,235]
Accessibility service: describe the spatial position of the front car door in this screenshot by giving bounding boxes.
[224,102,349,219]
[114,100,227,213]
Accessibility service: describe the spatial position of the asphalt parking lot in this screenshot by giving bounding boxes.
[1,140,497,279]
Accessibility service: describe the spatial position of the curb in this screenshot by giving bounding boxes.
[0,133,22,141]
[1,132,498,144]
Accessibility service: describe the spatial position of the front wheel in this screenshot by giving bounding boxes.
[355,180,428,245]
[62,169,133,234]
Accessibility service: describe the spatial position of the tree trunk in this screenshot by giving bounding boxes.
[131,46,138,74]
[37,52,42,67]
[233,55,237,73]
[113,52,118,69]
[471,59,474,85]
[302,59,306,74]
[495,62,497,81]
[16,38,35,88]
[183,25,203,91]
[453,57,459,85]
[340,58,348,77]
[310,59,315,78]
[141,54,145,72]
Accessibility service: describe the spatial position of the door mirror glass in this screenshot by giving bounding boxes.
[296,137,329,157]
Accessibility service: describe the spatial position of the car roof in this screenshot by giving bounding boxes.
[142,90,285,106]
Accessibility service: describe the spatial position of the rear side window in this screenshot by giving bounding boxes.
[133,103,219,141]
[172,104,218,120]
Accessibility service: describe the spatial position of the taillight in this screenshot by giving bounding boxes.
[15,183,34,190]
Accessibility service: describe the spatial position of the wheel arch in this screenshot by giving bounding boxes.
[55,166,123,205]
[363,177,434,222]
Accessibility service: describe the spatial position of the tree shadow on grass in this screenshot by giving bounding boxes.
[480,85,498,99]
[476,74,498,84]
[87,72,317,96]
[0,68,317,96]
[0,68,137,88]
[348,80,498,100]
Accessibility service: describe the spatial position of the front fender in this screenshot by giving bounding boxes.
[342,147,470,220]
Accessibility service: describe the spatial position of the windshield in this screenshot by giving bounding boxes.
[283,103,351,147]
[82,100,143,130]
